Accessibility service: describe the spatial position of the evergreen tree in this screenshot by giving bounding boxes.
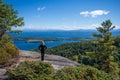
[0,0,24,65]
[86,20,119,79]
[0,0,24,40]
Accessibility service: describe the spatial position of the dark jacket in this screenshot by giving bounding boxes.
[39,44,47,53]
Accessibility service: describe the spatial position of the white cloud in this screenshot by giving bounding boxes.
[37,6,46,11]
[90,10,109,17]
[80,10,109,18]
[80,11,89,17]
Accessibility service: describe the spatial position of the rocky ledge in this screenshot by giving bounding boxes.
[0,50,79,79]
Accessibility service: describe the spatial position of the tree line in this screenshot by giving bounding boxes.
[46,20,120,79]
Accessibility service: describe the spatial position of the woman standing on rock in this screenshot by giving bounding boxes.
[38,41,47,61]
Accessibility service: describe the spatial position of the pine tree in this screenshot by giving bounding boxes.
[86,20,119,79]
[0,0,24,40]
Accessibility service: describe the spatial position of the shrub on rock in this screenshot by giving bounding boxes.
[0,48,12,65]
[4,42,19,58]
[54,65,114,80]
[7,61,54,80]
[0,35,19,65]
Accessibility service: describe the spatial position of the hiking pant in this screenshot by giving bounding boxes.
[41,53,44,61]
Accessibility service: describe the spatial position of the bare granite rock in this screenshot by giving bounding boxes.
[0,50,79,79]
[0,69,7,80]
[19,50,79,70]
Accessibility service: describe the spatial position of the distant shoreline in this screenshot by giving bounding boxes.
[10,30,120,50]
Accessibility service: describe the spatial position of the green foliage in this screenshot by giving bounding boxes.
[46,20,120,79]
[0,34,19,56]
[46,41,95,65]
[114,36,120,48]
[86,52,96,59]
[87,20,120,79]
[0,42,18,65]
[72,55,78,62]
[7,61,54,80]
[0,34,12,44]
[0,47,11,65]
[0,35,18,65]
[54,65,114,80]
[7,62,115,80]
[4,42,19,58]
[0,0,24,40]
[113,36,120,67]
[0,0,22,65]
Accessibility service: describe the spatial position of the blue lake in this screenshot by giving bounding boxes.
[14,40,79,50]
[9,30,120,50]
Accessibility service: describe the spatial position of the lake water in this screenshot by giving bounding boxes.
[9,30,120,50]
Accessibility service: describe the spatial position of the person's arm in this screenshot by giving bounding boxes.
[45,45,47,49]
[38,45,41,50]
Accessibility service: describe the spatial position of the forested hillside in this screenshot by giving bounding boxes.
[46,36,120,65]
[46,20,120,79]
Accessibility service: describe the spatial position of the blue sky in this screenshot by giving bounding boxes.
[4,0,120,30]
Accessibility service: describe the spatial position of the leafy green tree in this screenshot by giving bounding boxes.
[86,20,119,79]
[0,0,24,40]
